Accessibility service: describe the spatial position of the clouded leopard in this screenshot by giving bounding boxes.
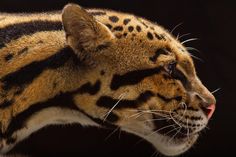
[0,3,216,156]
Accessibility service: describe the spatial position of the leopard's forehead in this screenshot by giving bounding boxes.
[88,8,189,56]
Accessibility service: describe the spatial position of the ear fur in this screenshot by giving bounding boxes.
[62,3,114,56]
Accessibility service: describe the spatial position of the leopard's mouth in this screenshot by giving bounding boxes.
[152,113,198,140]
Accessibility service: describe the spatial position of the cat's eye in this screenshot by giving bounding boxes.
[165,61,177,75]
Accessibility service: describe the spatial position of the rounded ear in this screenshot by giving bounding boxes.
[62,4,114,55]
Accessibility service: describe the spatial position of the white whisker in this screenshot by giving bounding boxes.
[164,126,181,136]
[142,117,171,122]
[103,92,127,122]
[186,118,190,141]
[186,46,200,53]
[189,53,204,62]
[148,124,176,137]
[105,127,120,140]
[168,127,182,145]
[211,88,221,94]
[181,38,198,45]
[178,33,191,39]
[170,22,183,33]
[176,33,180,40]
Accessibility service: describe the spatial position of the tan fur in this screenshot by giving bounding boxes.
[0,3,216,156]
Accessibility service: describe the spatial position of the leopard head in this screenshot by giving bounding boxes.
[62,4,216,156]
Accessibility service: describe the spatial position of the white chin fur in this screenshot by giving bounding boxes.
[123,126,198,157]
[145,133,199,156]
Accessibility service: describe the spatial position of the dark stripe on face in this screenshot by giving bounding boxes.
[3,79,106,137]
[149,49,169,63]
[110,67,162,90]
[78,80,101,95]
[96,91,154,109]
[157,93,182,103]
[1,47,77,91]
[0,100,14,109]
[171,69,188,86]
[0,20,62,49]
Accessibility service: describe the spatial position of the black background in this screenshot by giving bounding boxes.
[0,0,235,157]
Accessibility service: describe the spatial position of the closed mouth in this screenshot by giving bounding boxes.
[152,113,196,139]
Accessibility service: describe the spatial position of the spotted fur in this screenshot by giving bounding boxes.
[0,3,216,156]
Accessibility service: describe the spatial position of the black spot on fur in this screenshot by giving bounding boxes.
[160,34,167,41]
[18,47,28,55]
[105,113,120,123]
[141,21,148,28]
[128,26,134,32]
[78,80,101,95]
[147,32,154,40]
[100,70,105,75]
[109,16,119,23]
[0,20,62,49]
[105,24,112,30]
[4,53,13,61]
[123,19,131,25]
[113,26,123,31]
[110,67,162,90]
[136,25,141,32]
[154,33,162,40]
[97,91,154,109]
[123,32,128,37]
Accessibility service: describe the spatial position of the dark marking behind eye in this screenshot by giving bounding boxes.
[110,67,161,90]
[172,69,188,86]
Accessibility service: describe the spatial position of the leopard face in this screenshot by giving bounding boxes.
[62,4,216,156]
[0,3,216,156]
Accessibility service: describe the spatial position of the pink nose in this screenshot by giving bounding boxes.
[207,104,215,119]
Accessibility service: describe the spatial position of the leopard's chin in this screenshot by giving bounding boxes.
[150,132,199,156]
